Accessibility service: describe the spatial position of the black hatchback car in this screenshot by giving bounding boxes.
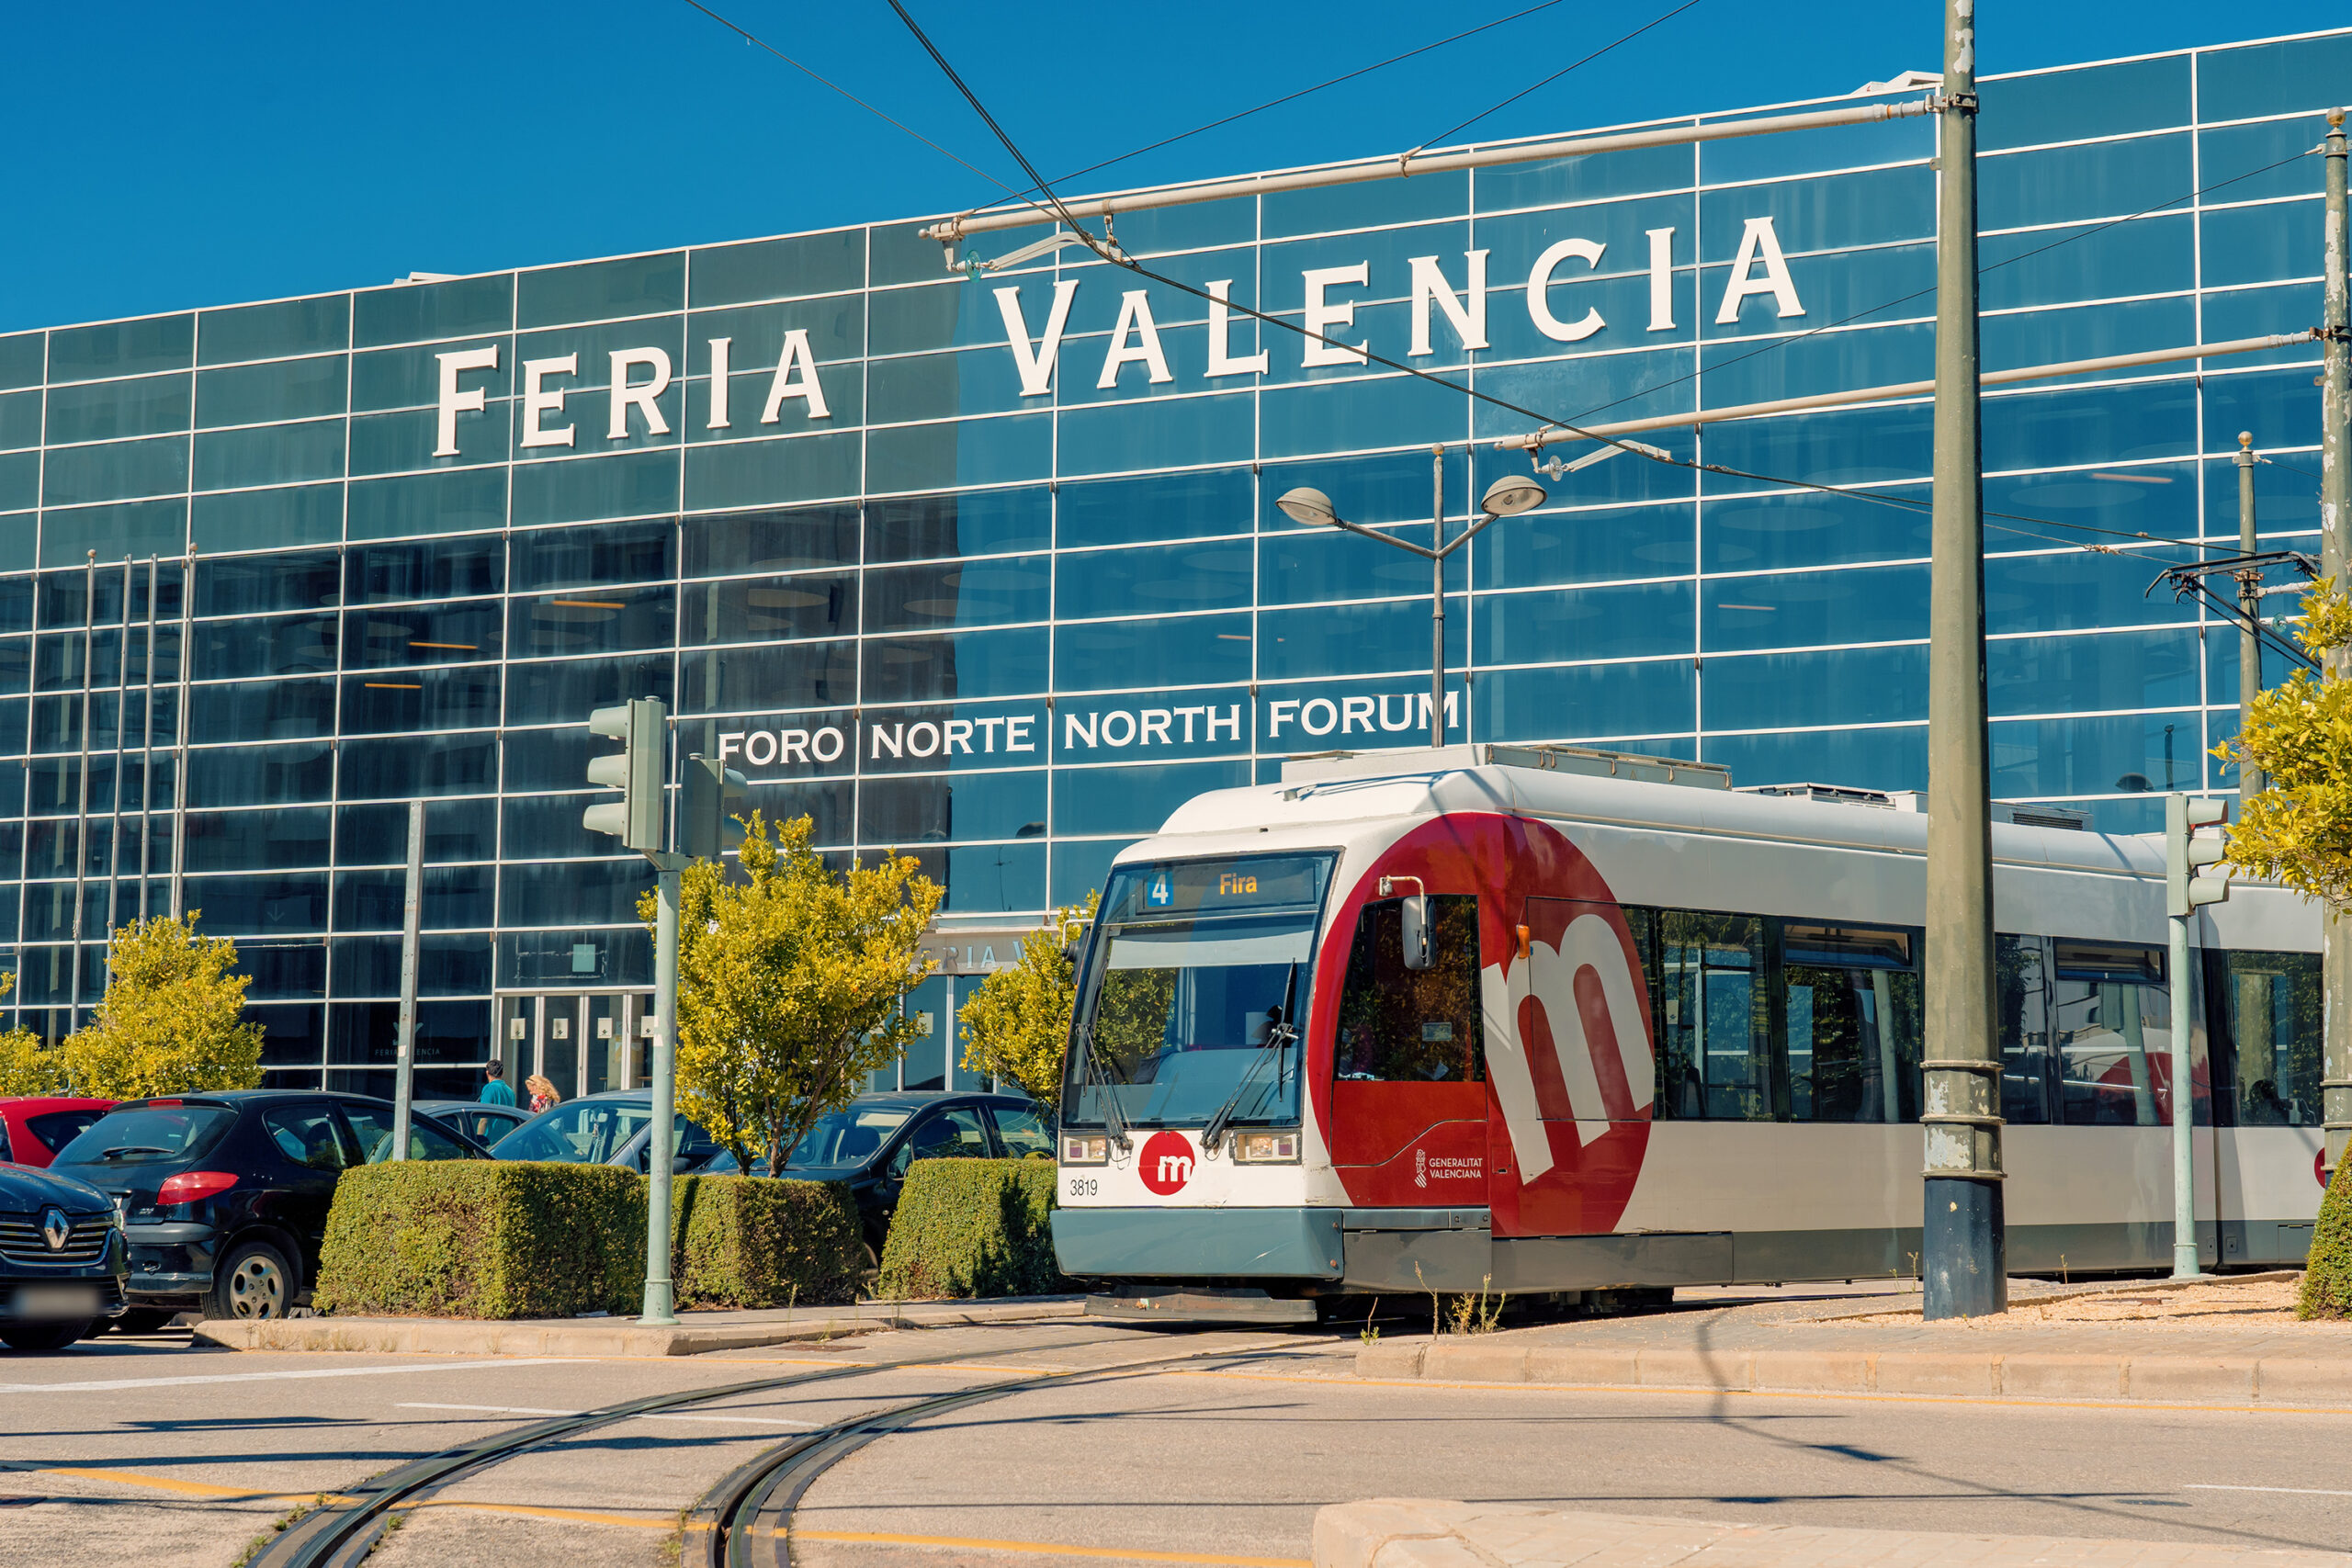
[698,1091,1052,1260]
[47,1090,486,1323]
[0,1161,128,1349]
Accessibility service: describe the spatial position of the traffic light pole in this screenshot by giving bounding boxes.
[2167,880,2199,1280]
[642,849,684,1326]
[1921,0,2005,1320]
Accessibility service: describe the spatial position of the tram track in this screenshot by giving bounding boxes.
[678,1333,1301,1568]
[240,1326,1299,1568]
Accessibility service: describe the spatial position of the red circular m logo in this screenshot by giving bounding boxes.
[1138,1131,1196,1195]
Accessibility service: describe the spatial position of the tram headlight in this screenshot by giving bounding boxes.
[1061,1134,1109,1165]
[1230,1131,1300,1164]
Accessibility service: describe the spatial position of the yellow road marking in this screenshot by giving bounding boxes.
[27,1464,324,1503]
[1182,1364,2352,1416]
[783,1529,1309,1566]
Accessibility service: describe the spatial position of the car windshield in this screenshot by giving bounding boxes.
[52,1105,238,1167]
[1062,854,1332,1129]
[786,1108,912,1168]
[492,1100,653,1163]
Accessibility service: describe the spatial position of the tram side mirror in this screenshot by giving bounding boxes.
[1398,894,1432,971]
[1061,920,1091,967]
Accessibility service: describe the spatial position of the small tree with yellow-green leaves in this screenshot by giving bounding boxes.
[0,974,63,1095]
[956,894,1097,1112]
[61,914,265,1100]
[651,813,943,1177]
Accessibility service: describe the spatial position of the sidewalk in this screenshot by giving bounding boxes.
[193,1294,1089,1357]
[1315,1500,2352,1568]
[1355,1274,2352,1404]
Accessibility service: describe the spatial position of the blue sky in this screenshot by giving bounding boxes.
[8,2,2346,332]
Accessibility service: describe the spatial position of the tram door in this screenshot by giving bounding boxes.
[1327,895,1490,1206]
[1487,898,1653,1238]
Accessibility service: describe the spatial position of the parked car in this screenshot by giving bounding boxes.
[0,1160,128,1349]
[416,1099,531,1151]
[0,1098,115,1169]
[697,1091,1053,1261]
[490,1090,729,1172]
[46,1091,484,1323]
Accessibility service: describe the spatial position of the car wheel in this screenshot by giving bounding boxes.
[1,1318,93,1351]
[112,1308,176,1335]
[205,1239,293,1321]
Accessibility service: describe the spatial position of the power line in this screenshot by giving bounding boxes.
[1029,0,1585,198]
[857,3,2291,573]
[674,0,1023,198]
[1408,0,1703,156]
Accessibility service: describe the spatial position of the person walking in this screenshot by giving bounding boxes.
[480,1060,517,1107]
[525,1074,561,1114]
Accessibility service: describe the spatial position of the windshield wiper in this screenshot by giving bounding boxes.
[1080,1024,1133,1153]
[97,1146,172,1160]
[1204,962,1298,1155]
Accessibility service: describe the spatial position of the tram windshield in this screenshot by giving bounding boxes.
[1062,853,1335,1130]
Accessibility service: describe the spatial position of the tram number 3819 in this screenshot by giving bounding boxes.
[1067,1177,1100,1199]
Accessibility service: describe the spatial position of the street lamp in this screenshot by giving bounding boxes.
[1276,443,1656,750]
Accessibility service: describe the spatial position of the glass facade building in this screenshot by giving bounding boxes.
[0,29,2343,1094]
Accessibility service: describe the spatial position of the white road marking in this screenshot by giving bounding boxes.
[399,1401,815,1428]
[2189,1484,2352,1498]
[0,1358,568,1394]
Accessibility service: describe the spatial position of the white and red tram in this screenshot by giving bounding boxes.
[1049,745,2327,1308]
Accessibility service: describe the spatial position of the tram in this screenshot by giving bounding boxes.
[1048,744,2328,1310]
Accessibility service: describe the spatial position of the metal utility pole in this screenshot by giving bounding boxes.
[2235,433,2264,799]
[1429,446,1447,750]
[70,550,96,1024]
[1920,0,2005,1319]
[169,542,194,921]
[2324,108,2352,1184]
[390,799,425,1161]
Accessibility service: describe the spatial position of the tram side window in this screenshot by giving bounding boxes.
[1333,896,1484,1083]
[1996,934,2055,1125]
[2053,939,2205,1127]
[1648,910,1772,1121]
[2205,948,2322,1127]
[1781,922,1921,1123]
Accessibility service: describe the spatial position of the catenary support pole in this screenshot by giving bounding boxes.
[2323,110,2352,1184]
[390,799,424,1161]
[70,550,95,1025]
[105,557,130,935]
[169,542,194,921]
[1430,446,1446,750]
[1921,0,2006,1320]
[2236,434,2265,799]
[642,854,683,1325]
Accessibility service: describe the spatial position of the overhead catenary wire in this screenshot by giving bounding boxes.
[847,4,2299,575]
[1407,0,1704,156]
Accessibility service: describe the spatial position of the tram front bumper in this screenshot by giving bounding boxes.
[1051,1207,1345,1281]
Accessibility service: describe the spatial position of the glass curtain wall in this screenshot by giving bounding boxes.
[0,29,2341,1082]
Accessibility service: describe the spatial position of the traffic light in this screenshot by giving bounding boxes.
[2165,794,2231,919]
[583,698,666,853]
[681,753,749,861]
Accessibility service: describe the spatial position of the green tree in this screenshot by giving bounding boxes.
[0,974,64,1096]
[62,914,265,1100]
[2215,579,2352,905]
[956,894,1097,1111]
[650,813,943,1177]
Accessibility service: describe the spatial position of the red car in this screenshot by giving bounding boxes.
[0,1099,115,1168]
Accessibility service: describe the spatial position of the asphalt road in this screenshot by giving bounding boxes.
[2,1319,2348,1568]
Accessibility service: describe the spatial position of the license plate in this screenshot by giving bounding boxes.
[11,1285,100,1319]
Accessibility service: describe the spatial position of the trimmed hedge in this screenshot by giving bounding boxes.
[877,1156,1064,1300]
[673,1174,861,1309]
[315,1161,643,1319]
[2300,1150,2352,1319]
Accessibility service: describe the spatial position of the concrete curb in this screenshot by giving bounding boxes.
[194,1296,1089,1358]
[1313,1499,2352,1567]
[1355,1337,2352,1404]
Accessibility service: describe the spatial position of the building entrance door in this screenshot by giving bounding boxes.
[496,991,656,1100]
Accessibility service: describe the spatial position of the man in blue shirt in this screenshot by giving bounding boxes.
[480,1060,517,1107]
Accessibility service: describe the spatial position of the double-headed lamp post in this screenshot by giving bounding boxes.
[1275,453,1550,750]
